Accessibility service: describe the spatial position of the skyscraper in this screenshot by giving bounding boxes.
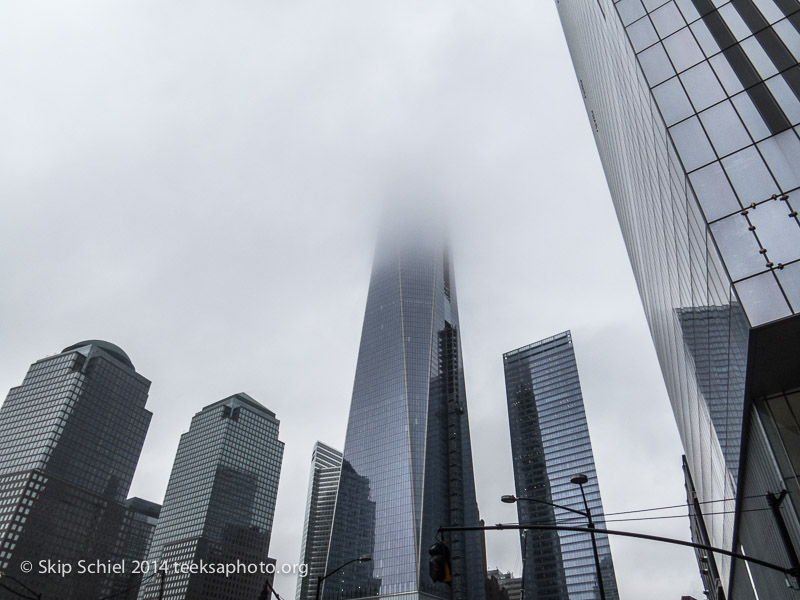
[297,442,343,600]
[0,340,152,600]
[503,332,619,600]
[114,498,162,598]
[555,2,800,598]
[139,393,284,600]
[323,226,486,600]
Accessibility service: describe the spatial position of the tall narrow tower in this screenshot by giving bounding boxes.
[504,332,619,600]
[297,442,344,600]
[324,226,486,600]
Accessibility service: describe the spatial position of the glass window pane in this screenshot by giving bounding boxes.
[758,130,800,192]
[640,43,677,86]
[774,19,800,62]
[628,17,660,52]
[753,0,785,24]
[643,0,670,10]
[710,53,745,96]
[741,37,779,79]
[670,116,717,170]
[732,92,772,142]
[689,161,741,220]
[699,100,753,157]
[690,20,721,56]
[735,272,792,325]
[711,213,768,280]
[617,0,647,25]
[776,261,800,312]
[722,146,779,205]
[719,4,753,41]
[664,27,705,72]
[681,62,727,111]
[651,2,686,38]
[766,74,800,125]
[674,0,700,22]
[653,77,695,125]
[748,198,800,265]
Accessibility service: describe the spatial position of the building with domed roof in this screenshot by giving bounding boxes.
[0,340,152,600]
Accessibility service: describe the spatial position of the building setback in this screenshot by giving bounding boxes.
[324,223,486,600]
[0,340,152,600]
[296,442,343,600]
[555,0,800,597]
[504,332,619,600]
[138,393,284,600]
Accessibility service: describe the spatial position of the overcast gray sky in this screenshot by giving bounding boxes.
[1,1,705,598]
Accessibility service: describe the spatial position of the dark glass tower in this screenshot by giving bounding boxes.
[555,1,800,597]
[0,340,152,600]
[114,497,162,597]
[297,442,344,600]
[504,332,619,600]
[139,393,284,600]
[323,228,486,600]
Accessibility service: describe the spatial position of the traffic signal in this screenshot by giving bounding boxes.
[429,541,452,584]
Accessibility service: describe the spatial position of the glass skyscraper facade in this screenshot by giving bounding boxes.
[139,393,284,600]
[114,497,162,598]
[297,442,344,600]
[0,340,152,600]
[555,1,800,597]
[503,332,619,600]
[323,227,486,600]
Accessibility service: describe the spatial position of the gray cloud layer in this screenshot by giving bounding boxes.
[1,1,703,597]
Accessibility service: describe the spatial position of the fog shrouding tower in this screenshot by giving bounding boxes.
[556,1,800,598]
[139,393,284,600]
[323,225,486,600]
[0,340,152,600]
[297,442,344,600]
[504,332,619,600]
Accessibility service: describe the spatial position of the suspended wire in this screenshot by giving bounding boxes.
[512,505,776,528]
[598,493,770,518]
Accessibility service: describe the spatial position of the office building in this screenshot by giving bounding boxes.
[0,340,152,600]
[556,1,800,597]
[109,498,161,599]
[296,442,343,600]
[486,569,523,600]
[139,393,284,600]
[504,332,619,600]
[323,224,486,599]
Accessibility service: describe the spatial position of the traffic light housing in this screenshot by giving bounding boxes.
[429,541,452,584]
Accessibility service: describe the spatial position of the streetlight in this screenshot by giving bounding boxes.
[501,473,606,600]
[315,556,372,600]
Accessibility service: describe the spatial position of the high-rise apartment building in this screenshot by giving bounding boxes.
[0,340,152,600]
[555,1,800,598]
[297,442,343,600]
[139,393,284,600]
[323,225,486,600]
[503,332,619,600]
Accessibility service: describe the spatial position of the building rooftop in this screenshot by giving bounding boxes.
[62,339,135,369]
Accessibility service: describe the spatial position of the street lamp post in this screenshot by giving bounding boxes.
[501,472,606,600]
[315,556,372,600]
[570,473,606,600]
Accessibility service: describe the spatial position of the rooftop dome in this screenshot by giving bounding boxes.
[62,340,134,369]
